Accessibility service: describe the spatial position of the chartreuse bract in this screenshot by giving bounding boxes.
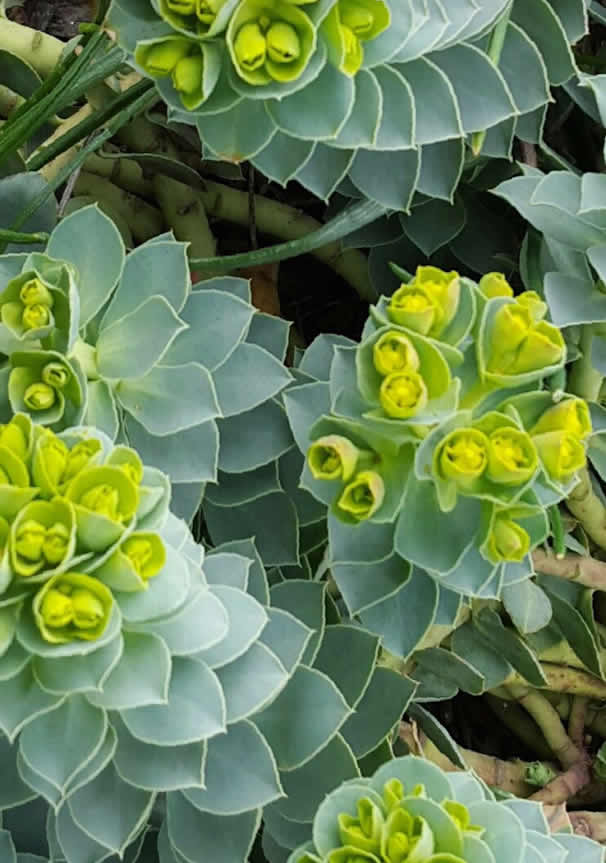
[283,265,591,652]
[288,757,605,863]
[0,204,294,523]
[107,0,585,208]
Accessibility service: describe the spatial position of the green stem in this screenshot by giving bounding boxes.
[484,694,555,759]
[566,468,606,550]
[27,80,154,172]
[505,662,606,699]
[568,325,603,401]
[3,88,158,245]
[507,684,582,770]
[114,117,216,260]
[73,172,164,244]
[471,2,514,156]
[532,549,606,589]
[189,198,387,298]
[548,505,566,558]
[0,229,49,245]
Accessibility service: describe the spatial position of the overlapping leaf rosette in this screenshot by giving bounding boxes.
[283,267,592,637]
[0,205,293,524]
[0,404,415,861]
[107,0,582,207]
[287,756,605,863]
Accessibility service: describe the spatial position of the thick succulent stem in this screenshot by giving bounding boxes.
[533,549,606,589]
[568,325,603,401]
[84,150,154,200]
[114,117,216,259]
[198,179,373,299]
[507,685,583,770]
[73,171,164,242]
[37,104,94,182]
[506,664,606,699]
[0,19,64,78]
[567,468,606,550]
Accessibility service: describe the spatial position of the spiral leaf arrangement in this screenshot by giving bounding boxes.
[108,0,584,207]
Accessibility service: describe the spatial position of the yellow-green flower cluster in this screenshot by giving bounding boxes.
[308,435,384,522]
[302,265,587,552]
[529,398,591,483]
[436,423,538,493]
[131,0,391,110]
[373,331,428,420]
[0,414,167,645]
[388,267,460,340]
[486,291,565,378]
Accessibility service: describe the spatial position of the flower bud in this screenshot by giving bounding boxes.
[487,304,532,371]
[24,383,56,412]
[442,801,482,835]
[414,266,460,335]
[14,519,46,564]
[486,427,538,486]
[379,371,428,419]
[533,430,586,482]
[530,398,592,440]
[340,1,375,35]
[19,277,53,308]
[308,435,360,482]
[173,55,204,95]
[22,304,50,331]
[510,321,565,375]
[139,39,192,77]
[40,589,74,629]
[486,514,530,563]
[36,435,69,491]
[122,533,166,582]
[42,522,70,565]
[388,287,437,336]
[234,22,267,71]
[437,428,489,488]
[516,290,547,322]
[67,465,140,526]
[62,439,103,483]
[337,470,384,521]
[34,572,113,643]
[381,808,434,863]
[478,272,513,299]
[0,417,29,460]
[382,779,404,812]
[72,588,105,630]
[266,22,301,63]
[167,0,196,13]
[80,484,121,521]
[196,0,221,23]
[338,798,383,853]
[373,331,420,376]
[41,362,70,390]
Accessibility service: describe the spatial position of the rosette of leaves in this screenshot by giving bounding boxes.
[277,267,597,674]
[0,408,414,862]
[108,0,583,208]
[0,205,293,523]
[287,755,605,863]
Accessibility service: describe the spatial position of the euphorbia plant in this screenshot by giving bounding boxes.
[289,756,604,863]
[283,266,590,620]
[0,205,293,522]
